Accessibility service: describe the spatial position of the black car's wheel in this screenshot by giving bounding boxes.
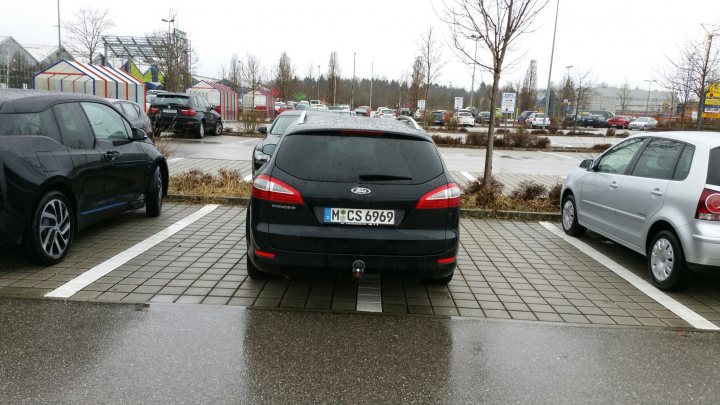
[195,121,205,138]
[214,120,223,135]
[145,166,163,217]
[561,194,586,237]
[648,230,688,290]
[24,191,73,265]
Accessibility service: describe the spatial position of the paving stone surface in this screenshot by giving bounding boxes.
[3,204,720,329]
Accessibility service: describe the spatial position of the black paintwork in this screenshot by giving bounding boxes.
[247,116,459,278]
[147,92,221,135]
[0,89,168,245]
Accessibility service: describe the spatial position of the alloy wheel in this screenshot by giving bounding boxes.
[39,198,71,258]
[562,199,575,231]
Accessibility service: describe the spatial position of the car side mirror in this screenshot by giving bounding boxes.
[262,144,276,156]
[579,159,593,169]
[132,128,148,141]
[257,125,267,134]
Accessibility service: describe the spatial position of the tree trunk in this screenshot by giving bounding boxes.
[482,69,502,191]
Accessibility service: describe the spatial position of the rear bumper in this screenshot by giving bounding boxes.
[248,247,457,279]
[149,116,199,132]
[679,221,720,268]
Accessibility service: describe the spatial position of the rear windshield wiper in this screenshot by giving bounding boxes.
[358,174,412,181]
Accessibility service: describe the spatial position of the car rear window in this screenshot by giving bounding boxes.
[153,95,189,107]
[275,133,444,184]
[708,147,720,186]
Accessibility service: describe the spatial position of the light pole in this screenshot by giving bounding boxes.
[542,0,560,129]
[645,79,657,115]
[469,34,481,111]
[57,0,61,51]
[370,61,374,111]
[317,65,320,101]
[698,23,720,129]
[351,52,356,109]
[161,18,174,91]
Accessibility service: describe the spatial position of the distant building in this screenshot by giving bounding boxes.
[0,35,72,89]
[539,84,673,116]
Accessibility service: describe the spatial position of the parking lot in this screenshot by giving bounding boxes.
[3,203,720,330]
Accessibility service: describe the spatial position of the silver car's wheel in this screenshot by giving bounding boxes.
[560,195,586,237]
[214,120,223,135]
[650,237,674,282]
[647,230,688,290]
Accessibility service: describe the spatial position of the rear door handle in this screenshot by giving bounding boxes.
[105,151,120,160]
[651,188,663,197]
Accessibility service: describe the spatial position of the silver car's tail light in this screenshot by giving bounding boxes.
[696,188,720,221]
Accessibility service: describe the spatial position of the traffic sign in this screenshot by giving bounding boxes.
[454,97,464,110]
[501,93,516,113]
[703,82,720,119]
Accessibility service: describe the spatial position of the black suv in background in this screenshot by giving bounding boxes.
[247,116,460,284]
[148,92,223,138]
[0,90,168,264]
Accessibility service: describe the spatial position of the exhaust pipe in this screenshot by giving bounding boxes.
[352,260,365,280]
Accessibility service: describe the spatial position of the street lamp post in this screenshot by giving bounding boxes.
[645,79,657,115]
[317,65,320,101]
[542,0,560,129]
[351,52,356,109]
[469,34,481,110]
[161,17,175,91]
[370,61,374,112]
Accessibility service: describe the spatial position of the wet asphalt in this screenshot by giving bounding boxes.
[2,297,720,404]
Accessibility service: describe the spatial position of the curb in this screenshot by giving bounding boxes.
[166,194,561,221]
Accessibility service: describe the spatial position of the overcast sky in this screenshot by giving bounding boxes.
[3,0,719,92]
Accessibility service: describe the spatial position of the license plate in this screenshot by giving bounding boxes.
[324,208,395,226]
[162,109,177,114]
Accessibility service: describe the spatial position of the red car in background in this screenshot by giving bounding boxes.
[277,103,296,114]
[607,115,632,129]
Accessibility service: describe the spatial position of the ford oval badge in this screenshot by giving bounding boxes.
[351,187,371,195]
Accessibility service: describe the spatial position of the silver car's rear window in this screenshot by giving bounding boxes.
[708,147,720,186]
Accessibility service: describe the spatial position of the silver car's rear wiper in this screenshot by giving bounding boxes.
[358,174,412,181]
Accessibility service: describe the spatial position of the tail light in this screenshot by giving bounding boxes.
[255,249,276,259]
[437,256,456,264]
[252,174,304,205]
[148,107,159,114]
[696,188,720,221]
[416,183,461,209]
[180,109,196,116]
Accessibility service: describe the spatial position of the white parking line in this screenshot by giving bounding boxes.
[460,171,476,182]
[553,142,572,148]
[45,205,220,299]
[539,222,720,331]
[167,157,184,163]
[243,173,253,182]
[235,139,255,145]
[538,151,574,160]
[356,274,382,312]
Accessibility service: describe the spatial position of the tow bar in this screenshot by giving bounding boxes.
[352,260,365,281]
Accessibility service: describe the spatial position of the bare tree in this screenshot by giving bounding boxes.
[616,80,632,115]
[226,54,242,95]
[409,56,425,112]
[571,69,593,132]
[275,52,295,102]
[518,59,537,112]
[661,49,699,130]
[243,54,266,109]
[326,51,341,105]
[419,28,445,124]
[442,0,549,190]
[689,29,720,129]
[64,7,115,63]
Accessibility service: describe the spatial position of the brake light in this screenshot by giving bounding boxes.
[339,129,383,136]
[437,256,456,264]
[252,175,304,205]
[180,109,196,116]
[255,249,276,259]
[148,107,159,114]
[697,188,720,221]
[416,183,461,209]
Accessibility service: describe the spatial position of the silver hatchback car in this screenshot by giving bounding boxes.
[561,132,720,290]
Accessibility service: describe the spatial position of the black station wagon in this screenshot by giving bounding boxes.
[0,90,168,264]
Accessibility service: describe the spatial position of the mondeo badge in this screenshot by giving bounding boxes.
[351,187,371,195]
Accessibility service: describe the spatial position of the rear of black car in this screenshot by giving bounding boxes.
[147,93,199,134]
[247,123,460,283]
